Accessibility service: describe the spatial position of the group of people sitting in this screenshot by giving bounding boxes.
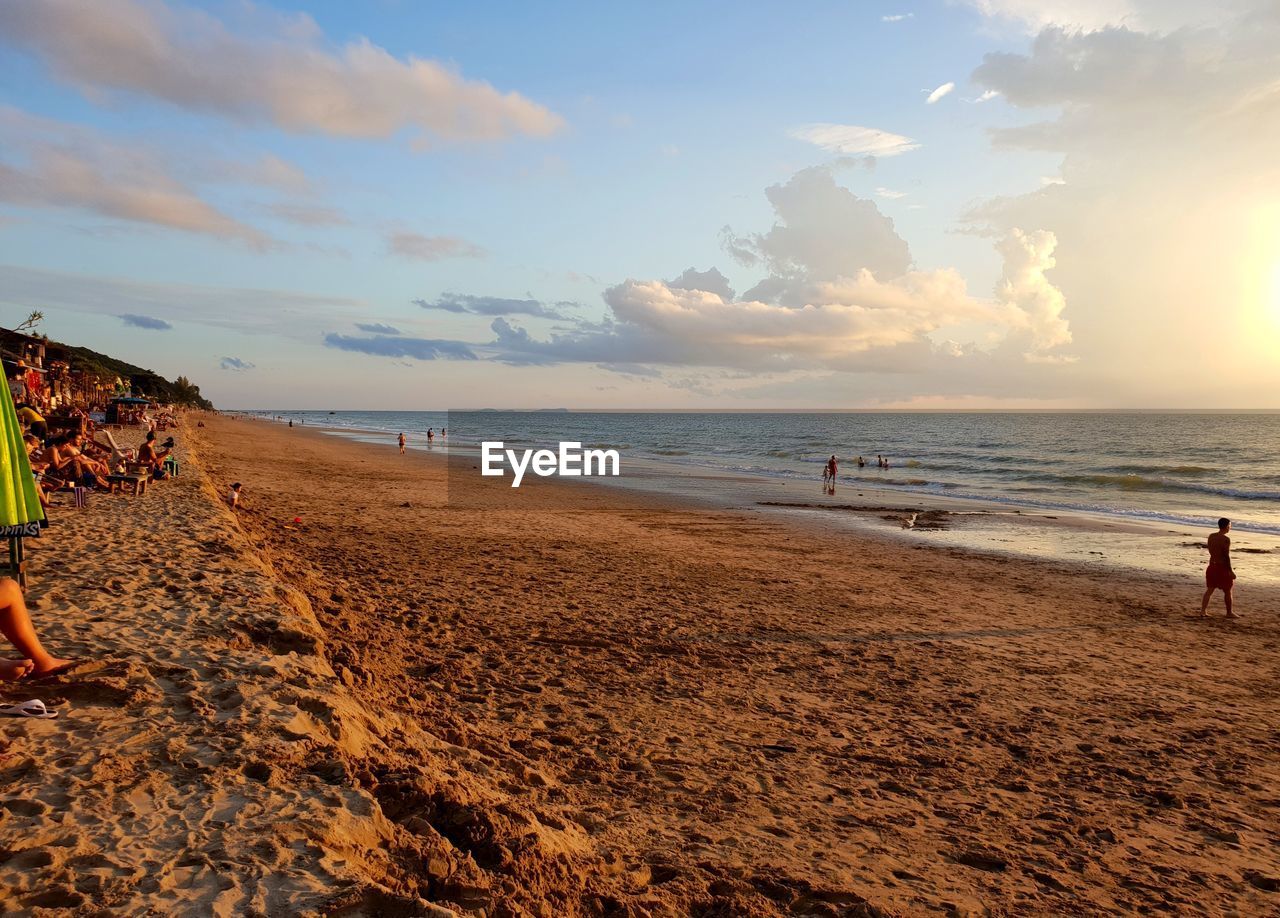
[0,408,157,689]
[22,415,175,504]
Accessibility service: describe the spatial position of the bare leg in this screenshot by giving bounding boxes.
[1224,586,1236,618]
[1200,587,1213,616]
[0,578,72,675]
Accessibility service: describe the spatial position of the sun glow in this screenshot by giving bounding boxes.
[1271,260,1280,326]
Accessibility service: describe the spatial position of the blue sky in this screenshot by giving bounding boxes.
[1,1,1277,408]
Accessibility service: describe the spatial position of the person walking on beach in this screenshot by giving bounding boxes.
[398,432,406,455]
[824,455,838,494]
[1201,518,1237,618]
[427,428,434,445]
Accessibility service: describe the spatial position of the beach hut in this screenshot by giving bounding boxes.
[0,362,47,588]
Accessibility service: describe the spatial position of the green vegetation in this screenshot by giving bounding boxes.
[62,344,214,409]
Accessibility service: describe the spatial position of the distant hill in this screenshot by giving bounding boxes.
[62,343,213,409]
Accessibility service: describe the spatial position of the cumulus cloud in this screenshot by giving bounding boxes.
[958,0,1242,33]
[994,229,1073,356]
[387,232,485,261]
[0,108,273,247]
[723,166,912,302]
[414,293,566,318]
[220,356,254,371]
[667,267,736,302]
[480,165,1072,374]
[487,252,1067,373]
[0,0,563,145]
[355,322,402,335]
[119,313,171,330]
[788,124,919,157]
[926,81,956,104]
[965,3,1280,396]
[323,332,477,360]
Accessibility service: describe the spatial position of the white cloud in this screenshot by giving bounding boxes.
[994,229,1073,356]
[926,81,956,104]
[483,165,1072,374]
[668,267,736,301]
[958,0,1247,33]
[965,3,1280,398]
[882,13,915,22]
[723,166,912,301]
[0,108,273,247]
[266,203,350,227]
[240,155,313,194]
[788,124,920,157]
[875,187,908,199]
[0,0,563,144]
[387,231,485,262]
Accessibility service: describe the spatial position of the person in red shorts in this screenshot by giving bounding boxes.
[1200,517,1237,619]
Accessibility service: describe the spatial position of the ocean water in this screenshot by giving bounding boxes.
[249,411,1280,536]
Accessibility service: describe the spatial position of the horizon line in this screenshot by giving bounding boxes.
[227,407,1280,414]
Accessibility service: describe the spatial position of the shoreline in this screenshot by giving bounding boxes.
[189,414,1279,915]
[237,410,1280,539]
[264,417,1280,590]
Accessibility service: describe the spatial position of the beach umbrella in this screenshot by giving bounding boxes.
[0,365,46,587]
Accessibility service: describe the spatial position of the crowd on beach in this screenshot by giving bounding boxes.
[821,453,891,491]
[1,360,184,704]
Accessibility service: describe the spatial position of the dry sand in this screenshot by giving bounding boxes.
[3,414,1279,916]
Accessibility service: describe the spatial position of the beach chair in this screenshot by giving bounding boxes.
[98,430,136,469]
[106,474,147,496]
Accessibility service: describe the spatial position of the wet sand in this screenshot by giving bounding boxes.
[201,416,1279,915]
[3,414,1278,915]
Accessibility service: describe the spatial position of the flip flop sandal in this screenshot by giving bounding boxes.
[0,699,59,719]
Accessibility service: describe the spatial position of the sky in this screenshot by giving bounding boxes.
[0,0,1277,409]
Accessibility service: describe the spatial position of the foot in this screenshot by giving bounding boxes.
[0,658,35,681]
[1225,611,1239,619]
[30,657,77,678]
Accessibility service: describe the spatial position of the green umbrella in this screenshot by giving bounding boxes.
[0,372,45,586]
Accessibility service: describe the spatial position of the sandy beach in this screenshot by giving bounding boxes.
[2,414,1278,916]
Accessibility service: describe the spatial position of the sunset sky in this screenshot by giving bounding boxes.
[1,0,1277,409]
